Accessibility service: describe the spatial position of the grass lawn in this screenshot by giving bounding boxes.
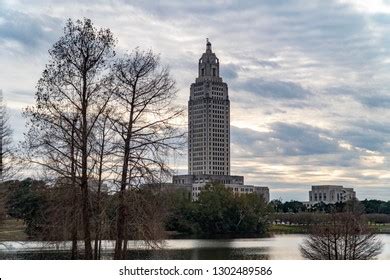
[370,224,390,234]
[0,219,27,241]
[270,224,308,234]
[271,223,390,234]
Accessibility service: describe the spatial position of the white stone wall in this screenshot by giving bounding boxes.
[308,185,356,204]
[191,183,270,203]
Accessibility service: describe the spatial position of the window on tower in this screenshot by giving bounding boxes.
[213,68,216,76]
[201,68,205,76]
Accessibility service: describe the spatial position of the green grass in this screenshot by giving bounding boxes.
[370,224,390,234]
[0,219,27,241]
[271,223,390,234]
[270,224,308,234]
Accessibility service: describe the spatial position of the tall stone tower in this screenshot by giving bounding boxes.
[188,39,230,175]
[172,40,269,203]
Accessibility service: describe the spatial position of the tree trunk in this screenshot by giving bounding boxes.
[94,147,104,260]
[114,188,125,260]
[70,121,78,259]
[114,87,136,259]
[81,70,92,259]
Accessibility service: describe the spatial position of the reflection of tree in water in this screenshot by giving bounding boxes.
[124,247,269,260]
[0,242,271,260]
[300,211,383,260]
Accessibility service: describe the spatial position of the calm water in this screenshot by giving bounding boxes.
[1,234,390,260]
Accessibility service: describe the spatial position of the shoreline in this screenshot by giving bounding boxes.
[2,218,390,242]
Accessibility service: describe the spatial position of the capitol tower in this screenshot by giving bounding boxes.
[173,40,269,202]
[188,39,230,176]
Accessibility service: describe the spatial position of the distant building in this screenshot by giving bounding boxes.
[307,185,356,205]
[173,174,269,202]
[192,183,269,202]
[54,176,108,193]
[173,174,244,186]
[142,182,192,201]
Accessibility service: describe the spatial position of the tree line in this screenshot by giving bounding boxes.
[3,179,170,253]
[166,183,272,236]
[270,199,390,227]
[270,199,390,214]
[2,178,386,260]
[2,180,272,240]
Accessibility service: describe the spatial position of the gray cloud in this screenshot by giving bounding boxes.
[359,95,390,108]
[336,120,390,152]
[220,63,241,80]
[234,78,312,100]
[130,0,386,69]
[232,122,341,157]
[256,59,281,69]
[0,6,61,52]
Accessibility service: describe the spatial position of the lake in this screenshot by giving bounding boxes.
[1,234,390,260]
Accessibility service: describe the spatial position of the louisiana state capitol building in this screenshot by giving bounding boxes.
[189,39,230,175]
[173,40,269,202]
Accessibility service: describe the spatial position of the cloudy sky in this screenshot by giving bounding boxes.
[1,0,390,201]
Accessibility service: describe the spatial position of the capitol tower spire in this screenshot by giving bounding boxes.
[188,39,230,175]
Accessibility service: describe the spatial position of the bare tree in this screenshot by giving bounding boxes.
[0,90,14,182]
[124,187,169,248]
[90,109,116,259]
[110,49,184,259]
[24,113,82,258]
[24,18,115,259]
[300,212,383,260]
[23,19,184,260]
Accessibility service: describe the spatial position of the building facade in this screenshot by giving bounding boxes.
[308,185,356,205]
[173,174,244,186]
[188,39,230,175]
[192,184,270,202]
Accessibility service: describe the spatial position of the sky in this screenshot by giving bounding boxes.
[1,0,390,201]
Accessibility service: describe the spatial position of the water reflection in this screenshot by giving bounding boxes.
[1,234,390,260]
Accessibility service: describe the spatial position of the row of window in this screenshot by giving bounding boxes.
[190,150,228,156]
[190,129,228,133]
[193,187,256,194]
[189,99,229,105]
[311,193,344,201]
[190,155,229,160]
[191,92,226,98]
[192,115,226,120]
[208,104,228,109]
[231,187,254,192]
[211,91,225,97]
[192,167,205,171]
[190,112,228,117]
[193,84,204,92]
[210,126,227,130]
[210,109,227,114]
[211,138,228,143]
[189,120,229,126]
[210,147,228,152]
